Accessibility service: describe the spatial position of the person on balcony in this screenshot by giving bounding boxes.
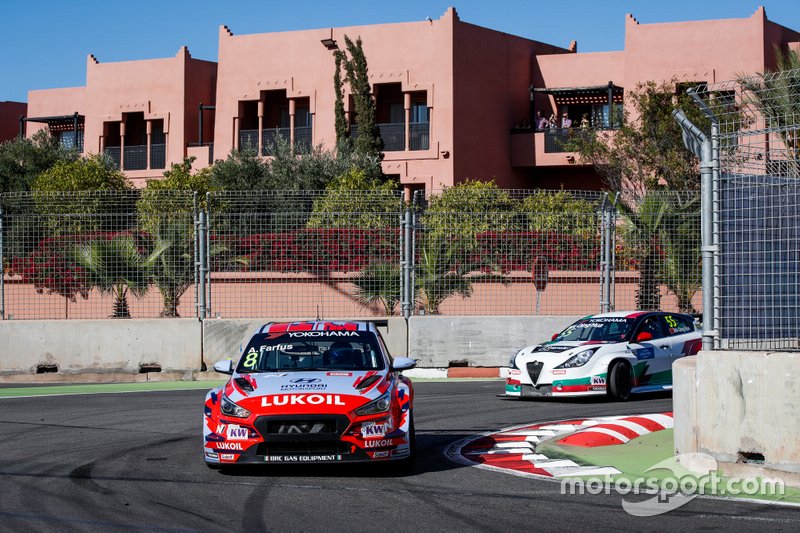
[560,113,573,128]
[536,110,549,131]
[580,113,591,129]
[548,113,558,128]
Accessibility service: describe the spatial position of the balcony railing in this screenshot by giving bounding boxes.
[239,129,258,152]
[294,126,313,154]
[378,123,404,151]
[150,144,166,169]
[104,147,121,169]
[262,127,291,156]
[123,145,147,171]
[410,122,429,151]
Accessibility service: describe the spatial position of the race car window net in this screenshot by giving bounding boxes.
[555,318,635,342]
[237,332,385,372]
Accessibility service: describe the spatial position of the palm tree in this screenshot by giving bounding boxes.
[617,193,701,312]
[739,49,800,175]
[72,235,168,318]
[351,262,401,315]
[150,220,194,318]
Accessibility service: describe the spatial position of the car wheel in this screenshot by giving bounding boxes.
[205,461,221,470]
[607,360,632,401]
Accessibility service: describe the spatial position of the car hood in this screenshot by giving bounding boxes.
[519,340,612,360]
[223,370,391,414]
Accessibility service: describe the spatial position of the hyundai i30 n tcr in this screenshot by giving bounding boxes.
[203,321,416,468]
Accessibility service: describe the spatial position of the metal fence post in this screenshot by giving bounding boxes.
[709,119,721,349]
[674,105,714,352]
[401,203,413,318]
[610,193,619,312]
[205,192,212,318]
[599,194,612,313]
[0,203,4,320]
[193,193,199,318]
[198,209,208,320]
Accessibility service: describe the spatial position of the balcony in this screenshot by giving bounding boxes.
[378,123,404,151]
[104,147,121,168]
[294,126,312,154]
[410,123,429,151]
[150,144,166,169]
[124,145,147,171]
[262,127,291,156]
[239,129,258,152]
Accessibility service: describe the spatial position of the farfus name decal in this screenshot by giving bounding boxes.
[261,394,346,407]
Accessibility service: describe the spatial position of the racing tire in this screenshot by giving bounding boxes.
[205,462,221,470]
[607,360,632,401]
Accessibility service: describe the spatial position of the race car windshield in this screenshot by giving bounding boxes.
[555,318,635,342]
[236,332,386,373]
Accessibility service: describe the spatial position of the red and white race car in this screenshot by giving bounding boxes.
[203,321,416,468]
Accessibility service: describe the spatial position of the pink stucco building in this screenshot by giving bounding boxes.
[23,7,800,190]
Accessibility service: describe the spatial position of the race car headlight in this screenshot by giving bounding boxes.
[220,394,251,419]
[509,351,521,369]
[555,349,597,369]
[354,391,391,416]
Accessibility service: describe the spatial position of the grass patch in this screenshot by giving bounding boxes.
[538,429,800,504]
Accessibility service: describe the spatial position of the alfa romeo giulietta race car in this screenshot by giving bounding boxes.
[204,321,416,468]
[506,311,701,400]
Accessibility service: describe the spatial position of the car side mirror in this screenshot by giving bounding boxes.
[551,333,558,341]
[635,331,653,342]
[213,359,234,374]
[391,357,417,372]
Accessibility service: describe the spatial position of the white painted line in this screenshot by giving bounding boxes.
[502,430,555,436]
[530,459,579,468]
[524,436,541,443]
[573,427,631,443]
[635,413,674,428]
[592,419,650,435]
[521,453,550,461]
[539,424,578,431]
[551,466,622,477]
[485,448,534,454]
[494,441,535,449]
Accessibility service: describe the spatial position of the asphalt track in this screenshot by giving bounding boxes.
[0,381,798,532]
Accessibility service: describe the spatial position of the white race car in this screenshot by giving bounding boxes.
[505,311,701,400]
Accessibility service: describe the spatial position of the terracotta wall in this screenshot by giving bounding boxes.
[0,101,27,142]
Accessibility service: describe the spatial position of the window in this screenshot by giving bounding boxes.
[389,103,404,124]
[412,103,429,123]
[635,315,665,340]
[662,315,695,336]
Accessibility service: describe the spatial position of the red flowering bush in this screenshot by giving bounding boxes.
[211,228,400,273]
[471,230,601,272]
[9,230,152,302]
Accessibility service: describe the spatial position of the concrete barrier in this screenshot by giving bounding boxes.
[0,319,202,375]
[672,357,698,456]
[674,350,800,480]
[201,317,408,367]
[407,315,581,367]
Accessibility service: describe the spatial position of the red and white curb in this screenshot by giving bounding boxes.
[445,413,672,480]
[557,412,673,447]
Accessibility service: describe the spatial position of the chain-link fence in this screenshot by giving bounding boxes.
[685,67,800,350]
[1,188,703,320]
[0,190,197,319]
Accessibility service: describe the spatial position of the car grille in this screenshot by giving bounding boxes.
[254,414,349,441]
[526,361,544,385]
[256,441,351,457]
